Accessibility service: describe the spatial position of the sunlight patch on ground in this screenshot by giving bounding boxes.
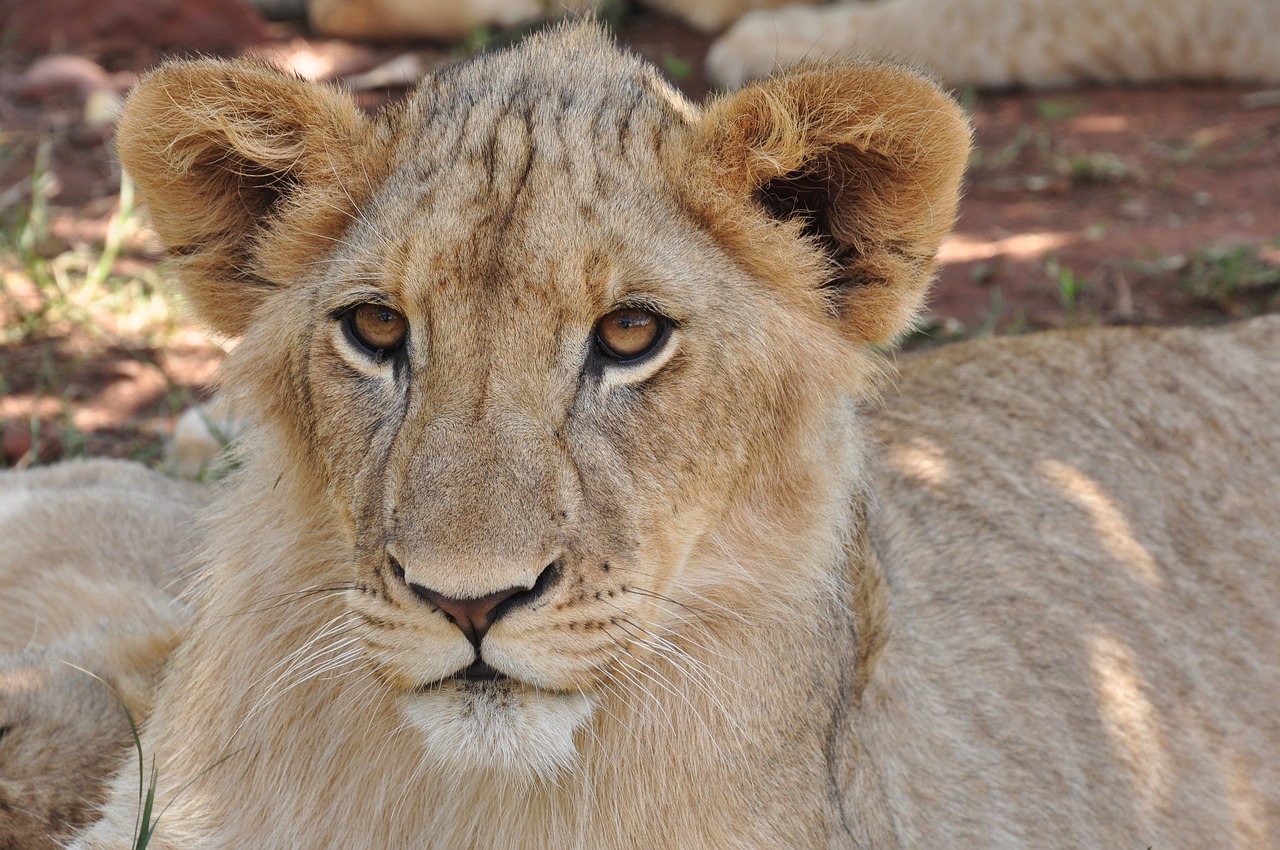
[938,231,1078,265]
[1065,114,1130,134]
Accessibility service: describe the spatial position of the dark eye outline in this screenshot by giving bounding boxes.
[339,303,409,362]
[592,307,673,365]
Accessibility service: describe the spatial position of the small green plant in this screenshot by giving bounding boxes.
[661,54,692,83]
[127,725,242,850]
[459,21,540,56]
[972,124,1057,176]
[588,0,627,27]
[1,141,211,468]
[129,721,162,849]
[1034,98,1084,122]
[2,151,177,345]
[57,661,242,849]
[1178,242,1280,312]
[972,286,1026,337]
[976,286,1005,337]
[1045,256,1089,326]
[49,663,161,849]
[461,24,496,54]
[1064,150,1132,185]
[978,124,1034,168]
[1057,264,1079,312]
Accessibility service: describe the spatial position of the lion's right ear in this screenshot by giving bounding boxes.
[116,60,385,339]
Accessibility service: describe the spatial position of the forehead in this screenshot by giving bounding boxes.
[340,33,700,311]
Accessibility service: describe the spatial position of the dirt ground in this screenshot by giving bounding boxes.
[1,10,1278,466]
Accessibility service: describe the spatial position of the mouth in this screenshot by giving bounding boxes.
[451,659,507,684]
[411,658,511,692]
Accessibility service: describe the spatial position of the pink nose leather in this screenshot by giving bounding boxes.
[410,584,526,647]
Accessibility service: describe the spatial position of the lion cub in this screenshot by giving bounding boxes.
[50,23,1280,850]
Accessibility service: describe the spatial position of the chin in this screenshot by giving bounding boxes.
[399,680,594,781]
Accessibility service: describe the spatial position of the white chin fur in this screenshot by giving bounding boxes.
[401,684,593,781]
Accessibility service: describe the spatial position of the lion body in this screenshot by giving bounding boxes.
[707,0,1280,88]
[0,460,202,652]
[0,461,203,849]
[307,0,795,40]
[304,0,1280,87]
[38,25,1280,849]
[864,321,1280,846]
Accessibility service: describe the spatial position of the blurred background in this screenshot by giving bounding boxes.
[1,0,1277,468]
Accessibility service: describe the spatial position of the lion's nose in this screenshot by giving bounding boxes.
[411,585,520,647]
[397,561,560,647]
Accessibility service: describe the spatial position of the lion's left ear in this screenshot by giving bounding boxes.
[698,65,971,344]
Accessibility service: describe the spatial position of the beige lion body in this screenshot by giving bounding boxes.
[708,0,1280,89]
[305,0,1280,87]
[41,24,1280,850]
[0,461,204,849]
[0,460,203,653]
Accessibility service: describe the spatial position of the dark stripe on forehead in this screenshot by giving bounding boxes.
[615,87,644,157]
[508,110,537,207]
[480,101,537,203]
[384,30,694,204]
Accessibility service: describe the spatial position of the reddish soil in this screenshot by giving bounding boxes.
[2,11,1278,466]
[946,85,1280,332]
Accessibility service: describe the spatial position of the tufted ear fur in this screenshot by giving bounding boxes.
[697,64,971,344]
[116,60,387,339]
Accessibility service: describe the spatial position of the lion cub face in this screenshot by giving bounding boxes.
[117,27,968,777]
[299,84,797,774]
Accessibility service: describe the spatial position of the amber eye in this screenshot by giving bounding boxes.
[344,303,408,357]
[594,308,668,362]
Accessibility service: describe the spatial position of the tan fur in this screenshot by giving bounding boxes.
[0,634,178,850]
[55,24,1280,849]
[708,0,1280,89]
[0,460,203,652]
[0,460,204,849]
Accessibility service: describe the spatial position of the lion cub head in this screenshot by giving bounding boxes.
[117,26,968,779]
